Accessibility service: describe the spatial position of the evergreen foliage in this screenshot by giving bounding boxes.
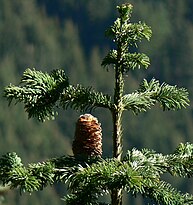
[5,69,69,121]
[4,68,112,121]
[1,143,193,204]
[1,3,193,205]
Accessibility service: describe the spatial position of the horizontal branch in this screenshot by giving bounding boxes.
[1,144,193,204]
[66,155,193,205]
[102,50,150,72]
[123,142,193,178]
[122,78,189,114]
[122,91,155,113]
[4,68,69,121]
[4,68,113,121]
[60,85,113,111]
[0,153,100,193]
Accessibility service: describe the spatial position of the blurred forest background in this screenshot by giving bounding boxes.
[0,0,193,204]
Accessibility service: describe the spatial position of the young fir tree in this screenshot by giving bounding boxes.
[1,3,193,205]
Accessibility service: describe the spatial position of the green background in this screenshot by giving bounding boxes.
[0,0,193,204]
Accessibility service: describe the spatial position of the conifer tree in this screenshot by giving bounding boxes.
[1,3,193,205]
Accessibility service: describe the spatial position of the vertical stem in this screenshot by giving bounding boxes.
[111,62,124,205]
[112,95,123,160]
[111,109,123,205]
[111,188,123,205]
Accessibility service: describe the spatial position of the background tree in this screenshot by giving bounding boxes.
[1,0,193,204]
[1,4,193,205]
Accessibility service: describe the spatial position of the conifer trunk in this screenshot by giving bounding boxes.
[111,109,123,205]
[112,110,123,161]
[111,63,124,205]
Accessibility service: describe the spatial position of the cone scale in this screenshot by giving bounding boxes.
[72,114,102,157]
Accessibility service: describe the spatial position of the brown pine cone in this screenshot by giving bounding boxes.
[72,114,102,157]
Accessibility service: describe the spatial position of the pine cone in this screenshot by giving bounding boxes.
[72,114,102,157]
